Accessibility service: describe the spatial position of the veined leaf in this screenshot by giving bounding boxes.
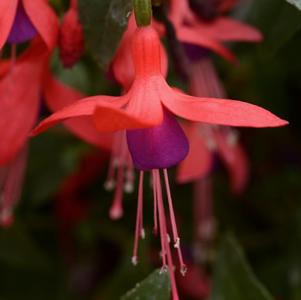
[121,269,170,300]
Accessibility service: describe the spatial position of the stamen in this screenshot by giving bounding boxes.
[132,171,144,265]
[106,132,132,219]
[163,169,186,272]
[104,132,123,190]
[153,170,167,267]
[140,228,146,239]
[109,162,124,220]
[152,173,158,235]
[131,256,138,266]
[104,179,115,191]
[154,170,180,300]
[124,158,135,193]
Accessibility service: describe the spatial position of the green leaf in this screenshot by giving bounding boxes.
[209,235,274,300]
[286,0,301,10]
[121,269,171,300]
[78,0,132,70]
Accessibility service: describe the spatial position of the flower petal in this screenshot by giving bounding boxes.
[44,75,114,150]
[0,0,18,49]
[176,27,236,62]
[177,123,212,183]
[161,88,288,128]
[32,95,127,136]
[0,54,43,165]
[23,0,58,50]
[192,17,263,43]
[93,78,164,132]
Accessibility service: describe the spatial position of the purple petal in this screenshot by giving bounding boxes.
[127,110,189,171]
[7,0,38,44]
[183,43,210,62]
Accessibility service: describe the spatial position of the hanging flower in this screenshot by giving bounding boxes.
[0,0,59,224]
[168,0,262,62]
[177,59,249,194]
[0,40,47,226]
[32,24,287,299]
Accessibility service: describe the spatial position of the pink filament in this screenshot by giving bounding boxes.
[154,170,179,300]
[163,169,186,274]
[131,169,185,299]
[152,174,158,235]
[109,162,124,219]
[106,132,135,220]
[132,171,144,265]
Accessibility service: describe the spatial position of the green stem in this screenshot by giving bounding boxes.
[133,0,152,27]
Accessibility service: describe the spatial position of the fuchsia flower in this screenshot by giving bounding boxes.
[0,0,58,226]
[32,23,287,299]
[177,59,249,194]
[168,0,262,62]
[0,42,47,225]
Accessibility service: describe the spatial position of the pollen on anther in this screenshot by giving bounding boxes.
[104,180,115,191]
[174,237,180,249]
[131,256,138,266]
[141,228,146,239]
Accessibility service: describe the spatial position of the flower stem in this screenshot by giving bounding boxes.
[133,0,152,27]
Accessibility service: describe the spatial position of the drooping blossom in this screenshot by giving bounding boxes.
[32,23,287,299]
[176,14,251,264]
[59,0,84,68]
[0,41,47,225]
[177,59,249,194]
[0,0,58,226]
[168,0,262,62]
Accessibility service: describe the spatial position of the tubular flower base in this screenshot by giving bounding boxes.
[32,24,287,299]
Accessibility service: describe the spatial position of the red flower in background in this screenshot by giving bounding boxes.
[0,41,48,225]
[177,60,249,194]
[168,0,262,62]
[0,0,58,226]
[0,0,58,50]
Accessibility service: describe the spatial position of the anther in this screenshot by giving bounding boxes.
[131,256,138,266]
